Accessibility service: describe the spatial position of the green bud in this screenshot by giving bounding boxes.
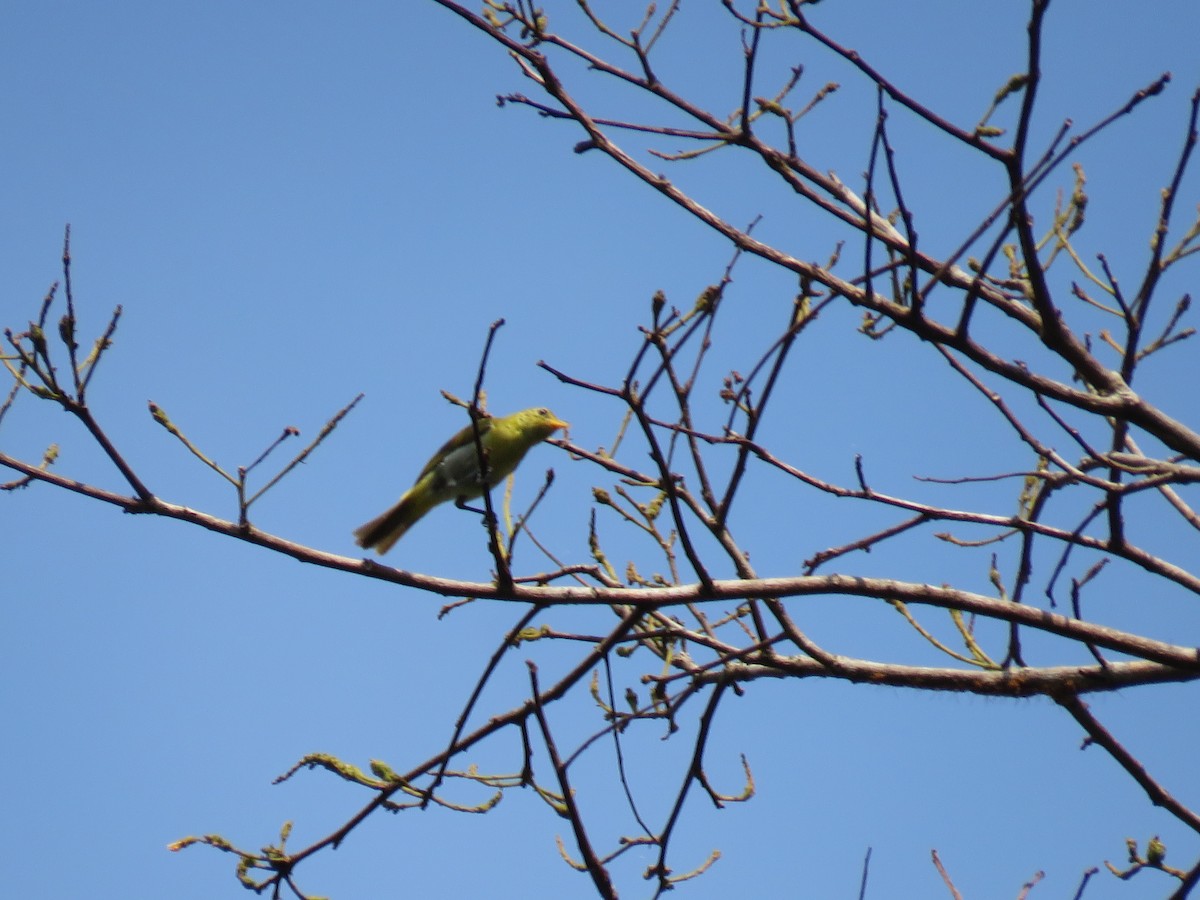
[1147,836,1166,865]
[369,759,401,783]
[28,323,47,355]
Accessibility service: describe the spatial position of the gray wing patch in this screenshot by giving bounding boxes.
[430,441,487,498]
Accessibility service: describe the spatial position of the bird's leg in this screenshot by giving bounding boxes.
[454,496,488,516]
[456,495,501,548]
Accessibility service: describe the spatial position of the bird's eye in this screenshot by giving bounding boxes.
[537,408,549,416]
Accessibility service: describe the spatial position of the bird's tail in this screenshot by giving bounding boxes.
[353,490,433,555]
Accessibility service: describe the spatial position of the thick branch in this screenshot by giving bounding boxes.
[704,656,1194,697]
[6,450,1195,673]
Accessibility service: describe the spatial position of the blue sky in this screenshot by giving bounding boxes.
[3,2,1200,898]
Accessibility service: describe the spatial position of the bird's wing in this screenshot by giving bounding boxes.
[414,414,494,481]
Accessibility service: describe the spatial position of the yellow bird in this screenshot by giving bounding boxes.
[354,407,568,554]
